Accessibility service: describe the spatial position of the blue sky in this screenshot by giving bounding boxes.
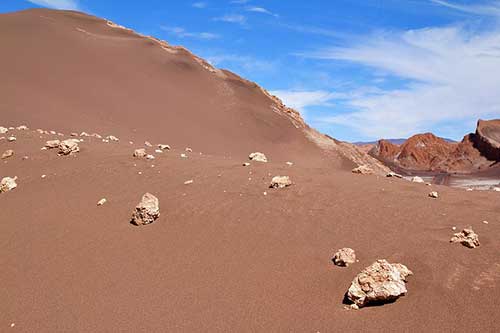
[2,0,500,141]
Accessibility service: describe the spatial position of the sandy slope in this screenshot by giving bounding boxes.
[1,8,500,332]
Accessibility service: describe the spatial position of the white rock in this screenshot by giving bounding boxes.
[58,139,80,155]
[332,248,356,267]
[429,191,439,198]
[144,141,153,147]
[155,149,163,153]
[7,136,16,142]
[249,152,268,163]
[185,147,193,152]
[242,162,251,167]
[16,125,28,130]
[270,176,292,189]
[97,198,107,206]
[131,193,160,226]
[180,153,187,158]
[286,161,294,166]
[386,171,403,178]
[411,176,425,183]
[45,140,61,149]
[184,179,194,185]
[450,227,480,249]
[0,176,18,193]
[146,154,155,160]
[352,165,373,175]
[133,148,147,158]
[106,135,119,142]
[347,259,413,308]
[1,150,14,159]
[0,126,8,134]
[158,144,170,150]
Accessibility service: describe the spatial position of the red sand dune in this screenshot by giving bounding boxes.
[1,9,500,332]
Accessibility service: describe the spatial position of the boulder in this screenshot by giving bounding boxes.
[332,248,356,267]
[450,227,480,248]
[133,148,147,158]
[0,176,18,193]
[249,152,268,163]
[2,150,14,159]
[45,140,61,149]
[131,193,160,226]
[58,139,80,155]
[270,176,292,189]
[429,191,439,198]
[347,259,413,309]
[352,165,373,175]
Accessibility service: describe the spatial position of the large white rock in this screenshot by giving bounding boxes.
[249,152,268,163]
[131,193,160,226]
[45,140,61,149]
[0,176,18,193]
[0,126,8,134]
[347,259,413,308]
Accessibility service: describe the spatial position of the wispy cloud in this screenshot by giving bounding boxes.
[27,0,79,10]
[192,2,208,9]
[269,90,334,110]
[302,25,500,139]
[161,26,220,40]
[213,14,247,25]
[245,6,278,17]
[431,0,500,16]
[231,0,250,4]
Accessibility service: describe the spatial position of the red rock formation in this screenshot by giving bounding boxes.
[475,119,500,161]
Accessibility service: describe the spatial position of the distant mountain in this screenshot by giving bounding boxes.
[353,137,455,146]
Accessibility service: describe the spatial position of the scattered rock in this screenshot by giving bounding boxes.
[70,132,79,137]
[184,179,194,185]
[16,125,28,130]
[180,153,187,158]
[450,227,480,248]
[185,147,193,152]
[249,152,268,163]
[158,144,171,150]
[286,161,294,166]
[133,148,147,158]
[429,191,439,198]
[352,165,373,175]
[270,175,292,189]
[0,176,18,193]
[80,131,90,137]
[91,133,102,139]
[411,176,425,183]
[242,162,251,167]
[332,248,356,267]
[0,126,8,134]
[41,174,46,179]
[45,140,61,149]
[346,259,413,308]
[146,154,155,160]
[155,149,163,153]
[7,136,16,142]
[131,193,160,226]
[2,150,14,159]
[97,198,107,206]
[58,139,80,155]
[386,171,403,178]
[144,141,152,147]
[106,135,119,142]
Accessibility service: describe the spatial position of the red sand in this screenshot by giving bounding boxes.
[1,9,500,332]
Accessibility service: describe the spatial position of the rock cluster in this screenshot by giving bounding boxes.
[332,248,356,267]
[131,193,160,226]
[249,152,268,163]
[347,259,413,309]
[0,176,18,193]
[351,165,373,175]
[270,176,292,189]
[450,227,480,248]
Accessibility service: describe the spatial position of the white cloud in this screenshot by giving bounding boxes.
[302,25,500,139]
[245,6,278,17]
[27,0,79,10]
[192,2,207,9]
[213,14,247,25]
[207,54,275,73]
[269,90,334,110]
[431,0,500,16]
[161,26,220,40]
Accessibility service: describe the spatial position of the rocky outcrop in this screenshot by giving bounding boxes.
[332,248,356,267]
[58,139,80,155]
[347,259,413,309]
[369,119,500,174]
[475,119,500,161]
[131,193,160,226]
[450,227,480,249]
